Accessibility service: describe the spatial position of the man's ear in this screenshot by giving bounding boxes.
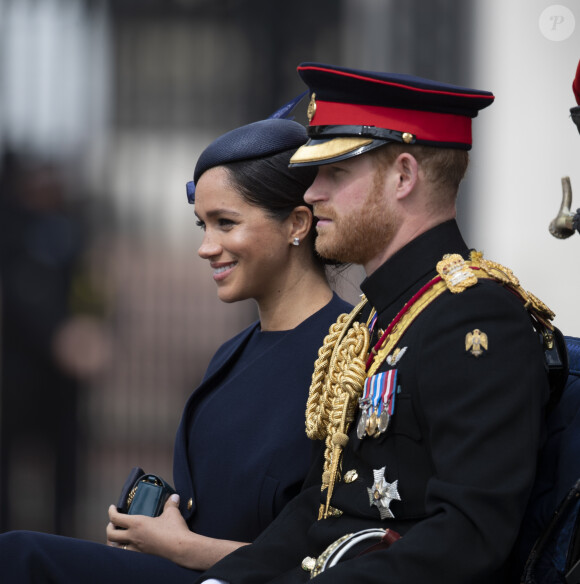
[288,205,313,244]
[394,152,419,200]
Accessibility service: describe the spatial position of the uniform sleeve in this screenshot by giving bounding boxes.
[295,282,549,584]
[197,484,320,584]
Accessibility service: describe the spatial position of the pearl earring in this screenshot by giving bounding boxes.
[292,237,300,247]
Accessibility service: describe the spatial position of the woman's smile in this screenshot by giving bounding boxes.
[211,261,238,280]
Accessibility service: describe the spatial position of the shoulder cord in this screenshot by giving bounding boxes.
[305,297,372,519]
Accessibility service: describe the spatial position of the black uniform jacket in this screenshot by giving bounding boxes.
[200,220,550,584]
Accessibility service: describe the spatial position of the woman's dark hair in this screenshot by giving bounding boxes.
[223,148,317,222]
[223,148,337,267]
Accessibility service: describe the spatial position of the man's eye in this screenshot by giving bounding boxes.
[218,218,235,228]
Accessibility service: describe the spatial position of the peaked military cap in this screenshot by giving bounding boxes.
[289,62,495,167]
[571,59,580,135]
[186,118,308,203]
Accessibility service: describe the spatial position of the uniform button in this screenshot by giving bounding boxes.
[187,498,193,511]
[327,506,343,517]
[302,557,316,571]
[344,469,358,483]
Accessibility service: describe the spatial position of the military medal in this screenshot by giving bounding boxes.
[367,466,401,519]
[378,369,397,434]
[358,370,398,438]
[367,411,378,436]
[357,398,371,439]
[378,408,390,434]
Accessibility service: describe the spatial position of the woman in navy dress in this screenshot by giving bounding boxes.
[0,118,351,582]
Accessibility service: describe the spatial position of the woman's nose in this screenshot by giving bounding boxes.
[198,232,221,259]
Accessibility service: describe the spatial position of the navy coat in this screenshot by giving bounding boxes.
[174,293,352,542]
[200,221,550,584]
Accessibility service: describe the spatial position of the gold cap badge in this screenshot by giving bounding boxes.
[307,93,317,122]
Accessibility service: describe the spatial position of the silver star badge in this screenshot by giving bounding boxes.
[367,466,401,519]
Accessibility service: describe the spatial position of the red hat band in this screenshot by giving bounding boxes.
[310,99,473,146]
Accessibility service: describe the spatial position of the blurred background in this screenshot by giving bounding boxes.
[0,0,577,542]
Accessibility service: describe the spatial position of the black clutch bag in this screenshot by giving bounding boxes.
[116,466,176,517]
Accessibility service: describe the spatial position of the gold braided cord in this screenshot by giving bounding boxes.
[305,297,369,440]
[304,298,371,520]
[305,314,352,441]
[322,322,369,472]
[319,321,370,518]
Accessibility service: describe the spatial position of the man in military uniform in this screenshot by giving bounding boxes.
[198,63,556,584]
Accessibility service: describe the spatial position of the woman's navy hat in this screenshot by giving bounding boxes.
[186,118,308,203]
[289,62,495,167]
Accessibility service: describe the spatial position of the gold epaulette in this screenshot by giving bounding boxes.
[469,251,555,329]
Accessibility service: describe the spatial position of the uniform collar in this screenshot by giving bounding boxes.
[360,219,469,321]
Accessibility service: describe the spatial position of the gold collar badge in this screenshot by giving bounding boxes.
[436,253,478,293]
[466,329,488,357]
[386,346,407,366]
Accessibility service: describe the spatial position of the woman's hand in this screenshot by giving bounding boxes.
[106,494,248,570]
[106,494,190,561]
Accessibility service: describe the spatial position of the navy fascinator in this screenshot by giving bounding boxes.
[186,94,308,204]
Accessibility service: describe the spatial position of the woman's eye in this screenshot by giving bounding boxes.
[195,217,236,231]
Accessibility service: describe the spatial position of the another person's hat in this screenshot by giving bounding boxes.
[573,59,580,105]
[186,118,308,203]
[571,59,580,135]
[289,62,495,167]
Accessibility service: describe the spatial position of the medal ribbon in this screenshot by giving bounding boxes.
[362,369,398,417]
[361,377,372,403]
[382,369,397,415]
[368,311,378,334]
[370,374,382,412]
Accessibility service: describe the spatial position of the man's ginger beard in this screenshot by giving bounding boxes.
[314,164,401,265]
